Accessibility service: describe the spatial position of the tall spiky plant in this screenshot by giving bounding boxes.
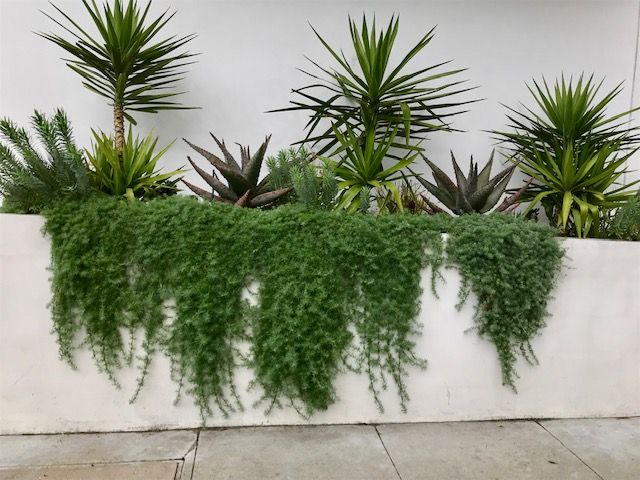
[40,0,196,155]
[273,15,474,157]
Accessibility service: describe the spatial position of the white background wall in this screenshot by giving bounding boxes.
[1,0,639,186]
[2,214,639,434]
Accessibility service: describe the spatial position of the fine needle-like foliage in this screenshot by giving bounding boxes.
[0,109,90,213]
[274,15,473,156]
[40,0,197,154]
[43,196,563,419]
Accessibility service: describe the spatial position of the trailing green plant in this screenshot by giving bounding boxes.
[331,124,417,212]
[183,134,292,207]
[605,194,640,240]
[266,147,338,209]
[86,128,182,200]
[415,151,526,215]
[40,0,196,154]
[493,75,640,237]
[0,109,90,213]
[274,15,472,156]
[43,196,563,419]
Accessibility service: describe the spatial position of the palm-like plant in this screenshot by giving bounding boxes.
[40,0,196,154]
[274,15,473,157]
[331,125,417,212]
[0,110,90,213]
[493,75,640,237]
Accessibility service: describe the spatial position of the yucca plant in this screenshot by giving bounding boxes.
[40,0,196,154]
[86,128,182,200]
[183,134,292,208]
[376,180,430,214]
[274,15,472,157]
[0,110,90,213]
[516,140,638,236]
[493,75,640,237]
[606,194,640,241]
[331,124,417,212]
[416,151,525,215]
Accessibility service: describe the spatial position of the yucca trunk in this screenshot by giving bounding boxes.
[113,104,125,155]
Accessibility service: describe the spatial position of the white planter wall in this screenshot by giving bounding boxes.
[1,0,639,182]
[0,214,638,435]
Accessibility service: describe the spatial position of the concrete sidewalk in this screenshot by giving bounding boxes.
[0,418,637,479]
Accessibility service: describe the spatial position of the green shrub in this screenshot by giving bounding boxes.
[43,197,563,418]
[266,147,338,209]
[0,110,90,213]
[607,195,640,240]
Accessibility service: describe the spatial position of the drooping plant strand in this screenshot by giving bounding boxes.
[43,197,563,418]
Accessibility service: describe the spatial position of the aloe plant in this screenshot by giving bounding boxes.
[183,134,291,207]
[416,151,526,215]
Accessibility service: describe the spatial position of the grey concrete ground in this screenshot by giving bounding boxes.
[0,418,637,480]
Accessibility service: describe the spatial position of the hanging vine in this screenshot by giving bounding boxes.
[42,197,563,417]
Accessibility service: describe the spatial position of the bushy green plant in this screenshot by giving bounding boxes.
[43,196,563,418]
[0,110,90,213]
[494,75,640,237]
[183,134,291,208]
[274,15,472,156]
[416,151,526,215]
[41,0,196,154]
[606,195,640,240]
[331,125,417,211]
[266,147,338,209]
[86,128,182,200]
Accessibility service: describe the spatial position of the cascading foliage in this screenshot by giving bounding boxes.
[42,196,563,418]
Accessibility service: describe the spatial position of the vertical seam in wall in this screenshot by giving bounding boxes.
[627,0,640,183]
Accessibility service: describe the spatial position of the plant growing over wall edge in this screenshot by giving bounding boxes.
[42,197,563,419]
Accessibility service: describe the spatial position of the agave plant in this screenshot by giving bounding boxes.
[183,134,291,207]
[0,110,90,213]
[40,0,196,155]
[416,151,526,215]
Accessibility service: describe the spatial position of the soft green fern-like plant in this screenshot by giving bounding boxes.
[266,147,338,209]
[0,109,90,213]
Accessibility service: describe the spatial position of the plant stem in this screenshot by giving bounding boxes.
[113,104,125,155]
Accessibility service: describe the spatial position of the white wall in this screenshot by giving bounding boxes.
[1,214,639,434]
[1,0,639,186]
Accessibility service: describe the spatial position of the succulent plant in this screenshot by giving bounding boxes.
[183,134,291,207]
[416,151,527,215]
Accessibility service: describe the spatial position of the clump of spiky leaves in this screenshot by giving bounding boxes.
[266,147,338,209]
[493,75,640,237]
[331,124,418,212]
[377,180,429,214]
[0,109,90,213]
[183,134,291,208]
[86,128,183,201]
[273,14,472,157]
[40,0,196,154]
[416,151,526,215]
